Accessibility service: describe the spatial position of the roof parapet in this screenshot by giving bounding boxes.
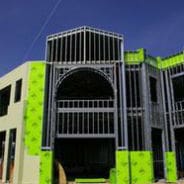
[157,51,184,69]
[124,49,184,69]
[124,48,145,64]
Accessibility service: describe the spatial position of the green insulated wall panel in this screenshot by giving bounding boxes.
[130,151,153,184]
[165,152,177,182]
[40,151,53,184]
[109,168,116,184]
[124,48,145,64]
[115,150,129,184]
[24,62,53,184]
[157,53,184,69]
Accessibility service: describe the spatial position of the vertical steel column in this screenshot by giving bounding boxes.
[89,31,91,61]
[45,39,54,148]
[160,70,169,150]
[129,66,134,149]
[159,70,169,179]
[141,63,152,150]
[94,32,96,61]
[133,66,140,150]
[79,31,82,63]
[74,33,77,63]
[119,40,128,149]
[60,37,63,62]
[99,33,101,61]
[65,36,67,62]
[164,70,176,151]
[103,33,106,62]
[55,36,59,62]
[168,69,177,127]
[108,36,110,61]
[70,34,72,62]
[50,64,57,149]
[118,62,124,149]
[139,65,145,149]
[112,37,115,61]
[83,27,86,63]
[114,62,119,149]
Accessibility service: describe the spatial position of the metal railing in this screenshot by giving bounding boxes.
[150,102,163,127]
[174,100,184,126]
[56,99,115,137]
[57,99,114,109]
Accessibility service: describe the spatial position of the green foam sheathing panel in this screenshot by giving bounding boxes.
[145,55,158,68]
[124,48,145,64]
[75,178,106,183]
[24,62,53,184]
[109,168,116,184]
[24,62,45,155]
[40,151,53,184]
[130,151,154,184]
[157,53,184,69]
[165,152,177,182]
[116,150,129,184]
[125,49,184,69]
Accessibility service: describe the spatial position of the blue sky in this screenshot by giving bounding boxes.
[1,0,184,76]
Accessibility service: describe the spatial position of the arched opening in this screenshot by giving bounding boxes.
[56,68,114,100]
[54,68,116,182]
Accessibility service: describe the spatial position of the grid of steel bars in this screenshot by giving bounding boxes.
[42,26,127,150]
[46,26,122,64]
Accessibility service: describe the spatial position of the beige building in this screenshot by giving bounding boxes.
[0,61,51,184]
[1,27,184,184]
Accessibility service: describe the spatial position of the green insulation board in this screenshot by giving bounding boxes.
[40,151,53,184]
[165,152,177,182]
[124,48,145,64]
[157,53,184,69]
[24,62,53,184]
[109,168,116,184]
[115,150,130,184]
[125,49,184,69]
[130,151,154,184]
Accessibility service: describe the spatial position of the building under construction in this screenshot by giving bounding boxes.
[0,26,184,184]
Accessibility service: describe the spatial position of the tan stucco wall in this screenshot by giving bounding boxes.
[0,61,45,184]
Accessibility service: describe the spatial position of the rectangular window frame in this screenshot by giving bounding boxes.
[149,76,158,103]
[0,85,11,116]
[14,79,22,103]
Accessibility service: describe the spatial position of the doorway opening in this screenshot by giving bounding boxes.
[175,128,184,178]
[152,128,164,180]
[54,138,115,181]
[54,68,116,182]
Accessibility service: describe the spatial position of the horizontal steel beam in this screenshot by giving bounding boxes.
[56,134,116,138]
[57,108,114,113]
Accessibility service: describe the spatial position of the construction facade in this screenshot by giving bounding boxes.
[0,26,184,184]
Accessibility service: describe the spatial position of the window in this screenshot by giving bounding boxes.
[149,77,157,102]
[6,129,16,182]
[0,85,11,116]
[14,79,22,102]
[0,131,6,180]
[172,75,184,102]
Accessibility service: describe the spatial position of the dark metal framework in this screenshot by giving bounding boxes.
[161,63,184,175]
[42,26,127,151]
[41,26,184,180]
[125,62,165,179]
